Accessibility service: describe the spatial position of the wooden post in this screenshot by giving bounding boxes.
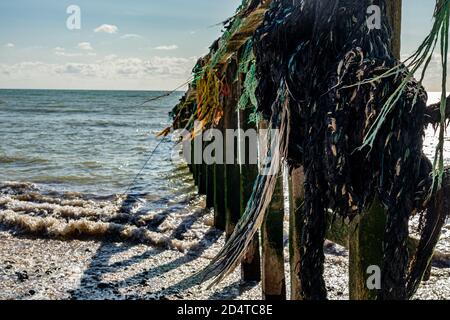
[349,199,386,300]
[198,139,207,195]
[191,139,198,185]
[214,119,227,230]
[196,164,203,193]
[239,107,261,282]
[348,0,402,300]
[214,161,226,230]
[288,166,304,300]
[386,0,402,59]
[262,173,286,300]
[258,120,286,300]
[224,125,241,238]
[188,144,193,174]
[206,144,215,208]
[223,59,241,240]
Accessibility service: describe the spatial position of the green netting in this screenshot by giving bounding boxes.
[248,110,263,124]
[238,40,254,74]
[210,17,243,69]
[237,39,259,123]
[192,61,205,87]
[238,62,258,107]
[190,0,256,87]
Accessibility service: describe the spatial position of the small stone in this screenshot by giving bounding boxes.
[97,282,111,289]
[16,271,29,282]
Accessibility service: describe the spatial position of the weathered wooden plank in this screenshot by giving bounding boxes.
[214,162,226,230]
[262,173,286,300]
[239,107,261,282]
[349,199,386,300]
[206,159,215,208]
[289,166,304,300]
[222,59,241,240]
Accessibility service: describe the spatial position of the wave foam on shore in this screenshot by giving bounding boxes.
[0,181,217,253]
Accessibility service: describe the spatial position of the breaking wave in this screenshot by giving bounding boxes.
[0,181,218,253]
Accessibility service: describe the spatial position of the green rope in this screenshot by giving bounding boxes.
[238,40,254,74]
[238,62,258,109]
[210,17,243,69]
[432,2,449,191]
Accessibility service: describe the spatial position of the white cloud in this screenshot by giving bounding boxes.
[120,34,142,39]
[78,42,93,50]
[104,54,118,60]
[0,55,199,90]
[155,45,178,51]
[55,51,83,57]
[55,63,99,77]
[54,46,96,57]
[94,24,119,34]
[5,43,15,48]
[0,56,195,80]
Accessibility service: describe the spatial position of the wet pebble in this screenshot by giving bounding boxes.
[16,271,29,282]
[97,282,113,289]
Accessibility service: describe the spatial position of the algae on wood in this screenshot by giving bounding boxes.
[223,59,241,239]
[239,107,261,282]
[288,166,304,300]
[262,173,286,300]
[349,199,386,300]
[206,156,215,208]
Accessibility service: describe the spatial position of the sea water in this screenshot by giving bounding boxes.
[0,89,183,196]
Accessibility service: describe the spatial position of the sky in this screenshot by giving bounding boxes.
[0,0,444,91]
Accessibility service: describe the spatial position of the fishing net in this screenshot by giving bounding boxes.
[194,69,226,134]
[165,0,270,135]
[238,39,259,125]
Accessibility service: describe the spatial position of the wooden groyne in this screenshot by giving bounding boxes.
[162,0,450,300]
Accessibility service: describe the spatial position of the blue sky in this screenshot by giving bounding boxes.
[0,0,444,91]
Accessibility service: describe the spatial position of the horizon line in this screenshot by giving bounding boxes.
[0,87,186,92]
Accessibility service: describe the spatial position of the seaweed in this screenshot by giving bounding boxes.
[201,0,449,300]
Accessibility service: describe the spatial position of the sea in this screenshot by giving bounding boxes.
[0,89,186,197]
